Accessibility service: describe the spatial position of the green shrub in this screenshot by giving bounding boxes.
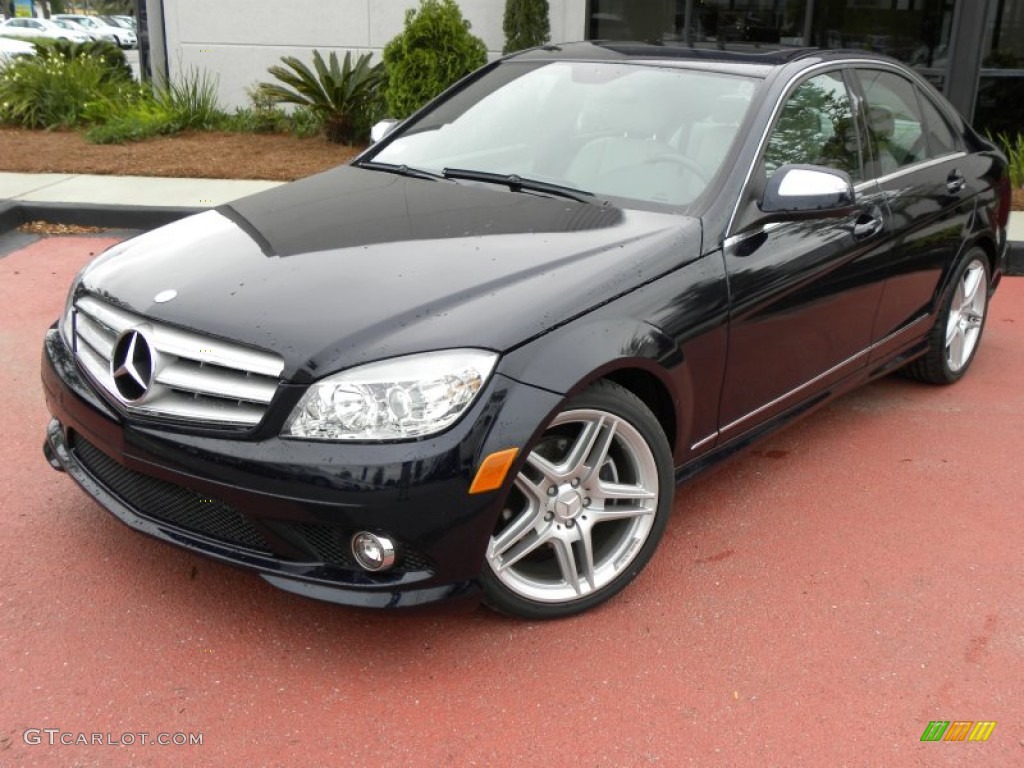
[84,100,177,143]
[382,0,487,118]
[31,38,133,83]
[995,132,1024,188]
[503,0,550,54]
[0,52,133,128]
[85,68,227,144]
[226,85,290,133]
[258,50,384,144]
[155,67,225,131]
[289,106,323,138]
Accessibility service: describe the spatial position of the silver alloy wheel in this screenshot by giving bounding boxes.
[945,259,987,373]
[485,408,660,603]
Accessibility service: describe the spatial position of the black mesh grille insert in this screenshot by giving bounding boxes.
[286,523,355,568]
[71,433,272,554]
[281,522,435,573]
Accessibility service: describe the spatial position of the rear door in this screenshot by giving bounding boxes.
[852,67,974,359]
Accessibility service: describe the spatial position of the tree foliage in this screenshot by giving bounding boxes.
[503,0,550,54]
[382,0,487,119]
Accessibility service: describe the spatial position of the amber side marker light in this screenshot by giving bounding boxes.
[469,448,519,494]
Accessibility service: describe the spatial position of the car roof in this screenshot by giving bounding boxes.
[507,41,896,76]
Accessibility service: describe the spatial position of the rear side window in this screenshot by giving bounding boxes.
[857,69,938,176]
[763,71,862,182]
[915,89,959,158]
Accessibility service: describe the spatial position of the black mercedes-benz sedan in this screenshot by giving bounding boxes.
[42,43,1009,618]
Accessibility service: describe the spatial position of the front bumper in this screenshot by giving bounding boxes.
[41,327,561,610]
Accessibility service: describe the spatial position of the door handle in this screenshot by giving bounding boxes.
[947,171,966,194]
[853,214,883,240]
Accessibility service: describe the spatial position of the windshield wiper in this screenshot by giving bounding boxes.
[441,168,598,204]
[356,160,446,181]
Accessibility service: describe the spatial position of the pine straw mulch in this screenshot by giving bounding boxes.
[18,221,108,235]
[0,128,361,182]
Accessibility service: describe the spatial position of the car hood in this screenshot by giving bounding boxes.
[80,165,701,381]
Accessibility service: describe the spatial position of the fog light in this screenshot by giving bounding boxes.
[351,532,396,572]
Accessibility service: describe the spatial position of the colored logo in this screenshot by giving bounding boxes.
[921,721,996,742]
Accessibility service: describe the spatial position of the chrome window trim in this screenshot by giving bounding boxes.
[724,58,968,243]
[869,151,967,186]
[724,149,969,249]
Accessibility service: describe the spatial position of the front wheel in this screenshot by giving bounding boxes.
[481,380,673,619]
[903,249,990,384]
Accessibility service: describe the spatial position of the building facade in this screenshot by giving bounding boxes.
[142,1,586,110]
[143,0,1021,134]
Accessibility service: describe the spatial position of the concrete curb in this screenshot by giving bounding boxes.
[1009,240,1024,276]
[0,201,202,233]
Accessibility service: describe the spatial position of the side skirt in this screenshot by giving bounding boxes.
[673,324,933,487]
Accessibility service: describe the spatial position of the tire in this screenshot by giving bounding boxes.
[481,380,674,619]
[903,249,990,385]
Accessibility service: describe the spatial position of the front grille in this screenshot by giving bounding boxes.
[71,433,272,554]
[71,295,283,427]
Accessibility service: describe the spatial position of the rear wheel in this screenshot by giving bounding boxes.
[903,249,989,384]
[481,381,673,619]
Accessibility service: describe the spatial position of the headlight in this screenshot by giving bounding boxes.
[60,239,131,349]
[283,349,498,441]
[59,276,81,350]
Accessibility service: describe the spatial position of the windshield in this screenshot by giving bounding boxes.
[371,61,757,207]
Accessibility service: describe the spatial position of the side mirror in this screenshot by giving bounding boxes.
[370,119,399,144]
[761,164,855,217]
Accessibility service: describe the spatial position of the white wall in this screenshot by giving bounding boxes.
[159,0,588,109]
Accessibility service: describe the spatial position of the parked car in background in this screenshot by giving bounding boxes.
[0,17,90,43]
[53,19,94,40]
[41,43,1010,619]
[100,15,134,32]
[53,14,136,48]
[0,34,35,64]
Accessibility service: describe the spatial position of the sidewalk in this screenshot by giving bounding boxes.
[0,171,282,231]
[0,170,1021,273]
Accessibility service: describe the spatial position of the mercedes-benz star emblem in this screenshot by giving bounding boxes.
[110,329,154,402]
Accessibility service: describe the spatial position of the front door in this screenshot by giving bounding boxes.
[718,69,890,439]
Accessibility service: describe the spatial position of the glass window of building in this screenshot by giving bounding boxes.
[977,0,1024,133]
[586,1,954,66]
[585,2,1023,133]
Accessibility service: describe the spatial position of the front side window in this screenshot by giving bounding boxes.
[371,61,757,207]
[763,71,861,181]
